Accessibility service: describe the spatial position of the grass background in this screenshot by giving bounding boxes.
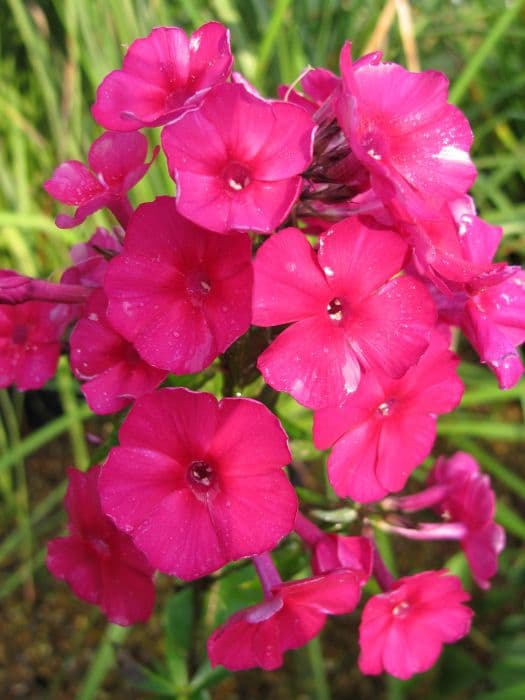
[0,0,524,698]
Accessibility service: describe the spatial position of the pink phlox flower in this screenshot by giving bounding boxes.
[99,388,297,580]
[312,534,373,583]
[103,196,253,374]
[277,67,341,115]
[69,289,167,415]
[336,43,476,224]
[253,218,436,409]
[428,452,506,589]
[313,329,463,502]
[61,227,123,290]
[409,196,506,293]
[0,299,69,390]
[461,270,525,389]
[208,570,362,671]
[47,466,155,625]
[60,228,123,321]
[358,570,473,679]
[44,131,158,228]
[92,23,233,131]
[161,82,316,233]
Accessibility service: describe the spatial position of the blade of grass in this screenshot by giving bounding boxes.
[56,357,90,470]
[254,0,293,86]
[76,623,129,700]
[0,404,92,475]
[450,0,525,105]
[438,418,524,442]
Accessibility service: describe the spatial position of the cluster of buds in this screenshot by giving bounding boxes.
[1,21,521,680]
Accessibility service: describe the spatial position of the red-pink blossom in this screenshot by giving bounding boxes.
[0,300,68,390]
[409,197,505,292]
[337,44,476,223]
[61,227,122,290]
[92,23,233,131]
[359,570,473,679]
[313,330,463,502]
[161,82,316,233]
[208,570,361,671]
[47,467,155,626]
[99,388,297,580]
[253,219,436,409]
[44,131,157,228]
[428,452,505,589]
[277,68,340,115]
[462,271,525,389]
[294,512,373,581]
[70,290,167,415]
[104,197,252,374]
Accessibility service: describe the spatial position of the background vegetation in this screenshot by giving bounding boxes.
[0,0,524,698]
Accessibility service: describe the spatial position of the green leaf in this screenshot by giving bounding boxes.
[164,588,194,687]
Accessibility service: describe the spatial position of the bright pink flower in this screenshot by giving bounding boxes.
[294,512,373,581]
[70,290,167,415]
[61,227,122,290]
[337,44,476,223]
[409,197,505,292]
[161,83,316,233]
[99,388,297,580]
[313,330,463,502]
[462,270,525,389]
[253,219,436,409]
[208,570,361,671]
[428,452,505,589]
[92,23,232,131]
[312,535,373,582]
[47,467,155,625]
[359,570,473,679]
[277,68,340,115]
[104,197,253,374]
[44,131,157,228]
[0,300,68,390]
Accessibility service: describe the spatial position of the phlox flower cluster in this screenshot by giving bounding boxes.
[1,20,522,682]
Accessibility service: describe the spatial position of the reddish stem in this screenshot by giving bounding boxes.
[253,552,282,599]
[294,511,324,547]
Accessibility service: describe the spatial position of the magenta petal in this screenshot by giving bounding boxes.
[350,275,436,378]
[463,302,524,389]
[188,22,233,91]
[318,220,407,302]
[44,161,103,205]
[313,371,384,449]
[132,490,226,579]
[14,343,59,391]
[209,397,291,476]
[88,131,148,186]
[253,227,330,326]
[80,359,166,415]
[92,71,168,130]
[99,556,155,624]
[376,413,437,493]
[463,522,505,590]
[225,177,303,233]
[100,447,186,533]
[208,608,285,671]
[250,100,316,180]
[327,422,386,502]
[258,316,361,409]
[118,389,219,458]
[212,472,297,561]
[47,536,102,605]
